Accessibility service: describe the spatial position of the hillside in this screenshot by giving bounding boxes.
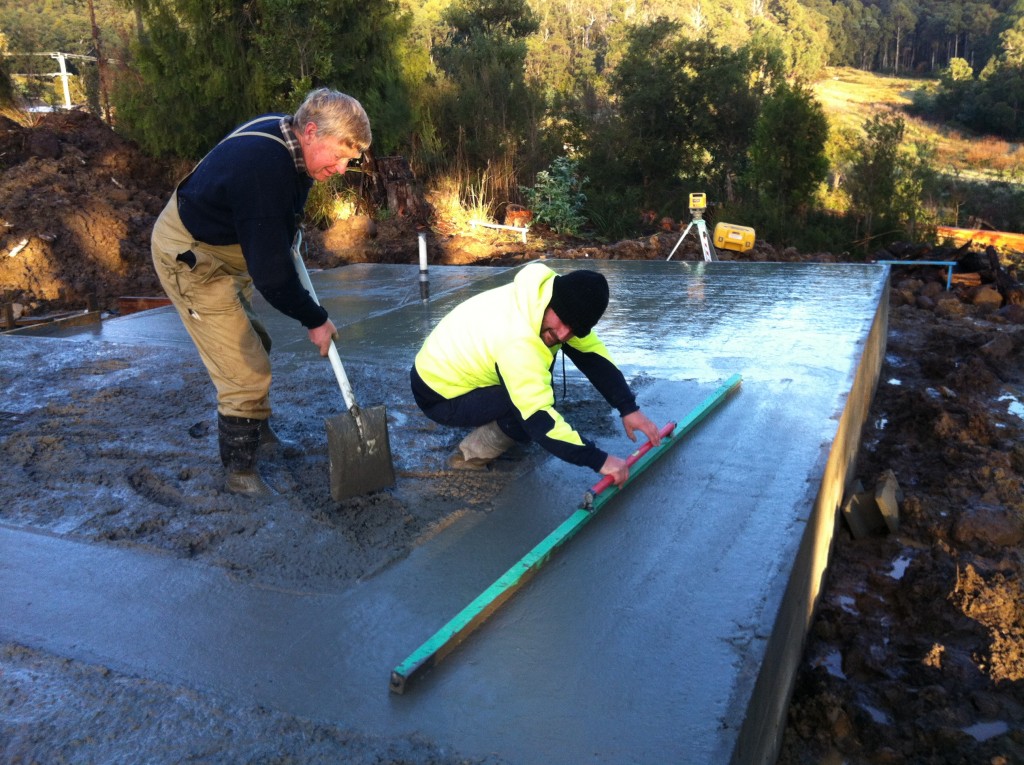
[813,67,1024,185]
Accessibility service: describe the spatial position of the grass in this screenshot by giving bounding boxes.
[811,67,926,132]
[813,66,1024,184]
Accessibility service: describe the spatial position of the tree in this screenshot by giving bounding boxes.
[927,12,1024,141]
[745,81,830,233]
[892,138,939,241]
[943,56,974,84]
[431,0,542,173]
[112,0,265,157]
[844,112,905,249]
[999,10,1024,67]
[886,0,918,74]
[757,0,831,80]
[112,0,410,158]
[0,31,14,108]
[606,23,781,208]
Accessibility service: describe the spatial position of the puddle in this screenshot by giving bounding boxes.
[813,648,845,679]
[962,720,1009,742]
[925,386,957,401]
[884,351,905,369]
[998,389,1024,422]
[837,594,858,615]
[888,553,912,580]
[863,705,890,725]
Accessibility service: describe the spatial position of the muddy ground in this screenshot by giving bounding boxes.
[1,111,1022,764]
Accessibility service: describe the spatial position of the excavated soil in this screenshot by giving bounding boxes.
[1,111,1022,764]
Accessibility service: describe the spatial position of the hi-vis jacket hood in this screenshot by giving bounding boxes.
[414,262,638,471]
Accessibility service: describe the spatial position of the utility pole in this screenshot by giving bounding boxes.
[5,51,116,112]
[52,53,73,109]
[86,0,111,124]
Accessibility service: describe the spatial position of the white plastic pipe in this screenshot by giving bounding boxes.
[417,232,429,301]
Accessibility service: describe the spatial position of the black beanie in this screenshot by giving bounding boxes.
[548,270,609,338]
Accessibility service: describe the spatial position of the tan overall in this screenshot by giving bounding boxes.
[150,123,291,420]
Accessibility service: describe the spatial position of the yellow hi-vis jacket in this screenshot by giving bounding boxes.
[414,262,638,470]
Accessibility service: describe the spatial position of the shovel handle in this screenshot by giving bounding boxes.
[290,235,358,412]
[326,341,358,411]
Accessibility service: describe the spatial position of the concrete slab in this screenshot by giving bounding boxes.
[31,263,507,351]
[0,259,889,764]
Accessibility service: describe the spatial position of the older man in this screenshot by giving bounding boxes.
[410,262,660,485]
[151,88,371,495]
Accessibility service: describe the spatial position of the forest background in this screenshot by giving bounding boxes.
[1,0,1023,255]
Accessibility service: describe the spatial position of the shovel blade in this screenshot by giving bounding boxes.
[326,405,396,501]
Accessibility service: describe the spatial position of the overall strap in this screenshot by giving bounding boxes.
[224,116,289,149]
[176,116,289,188]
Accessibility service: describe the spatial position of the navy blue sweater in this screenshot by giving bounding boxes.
[176,115,327,329]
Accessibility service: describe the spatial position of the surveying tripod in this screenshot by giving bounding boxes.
[666,192,718,262]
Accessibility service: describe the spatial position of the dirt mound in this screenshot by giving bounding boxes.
[0,111,174,314]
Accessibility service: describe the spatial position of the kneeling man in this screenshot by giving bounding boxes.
[410,262,660,486]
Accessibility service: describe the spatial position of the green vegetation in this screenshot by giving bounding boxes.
[814,68,1024,238]
[744,82,831,242]
[922,53,1024,140]
[2,0,1022,253]
[0,0,130,109]
[520,156,587,236]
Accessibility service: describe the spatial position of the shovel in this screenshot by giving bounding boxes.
[290,236,396,501]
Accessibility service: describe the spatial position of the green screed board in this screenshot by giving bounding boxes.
[389,373,743,694]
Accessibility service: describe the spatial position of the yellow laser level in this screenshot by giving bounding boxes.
[667,192,718,263]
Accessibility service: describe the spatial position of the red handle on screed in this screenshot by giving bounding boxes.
[587,421,677,498]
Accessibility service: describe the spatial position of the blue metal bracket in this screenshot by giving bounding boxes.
[876,260,956,291]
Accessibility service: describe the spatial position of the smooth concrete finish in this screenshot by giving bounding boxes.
[32,263,504,351]
[0,259,889,764]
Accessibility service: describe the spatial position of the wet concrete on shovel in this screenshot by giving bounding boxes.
[0,259,888,764]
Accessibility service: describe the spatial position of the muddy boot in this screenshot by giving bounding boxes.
[218,414,274,496]
[448,421,516,470]
[258,418,302,459]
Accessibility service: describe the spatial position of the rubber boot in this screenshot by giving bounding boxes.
[258,418,302,459]
[218,414,274,496]
[448,421,516,470]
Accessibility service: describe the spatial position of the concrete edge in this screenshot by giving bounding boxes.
[729,280,890,764]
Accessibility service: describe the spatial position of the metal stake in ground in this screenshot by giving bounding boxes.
[388,373,743,693]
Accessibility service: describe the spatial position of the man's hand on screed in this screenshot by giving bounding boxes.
[622,410,661,447]
[599,454,630,487]
[602,412,662,486]
[308,319,339,357]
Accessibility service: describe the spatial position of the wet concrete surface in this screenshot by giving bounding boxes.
[0,259,889,764]
[36,263,504,351]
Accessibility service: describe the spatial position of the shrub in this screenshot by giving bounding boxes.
[520,156,588,236]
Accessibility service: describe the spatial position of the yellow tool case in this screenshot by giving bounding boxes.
[713,222,755,252]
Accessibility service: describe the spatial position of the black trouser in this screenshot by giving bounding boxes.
[410,366,528,442]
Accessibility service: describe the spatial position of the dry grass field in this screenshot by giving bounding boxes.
[813,66,1024,183]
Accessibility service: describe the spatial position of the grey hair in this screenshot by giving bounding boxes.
[293,88,372,151]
